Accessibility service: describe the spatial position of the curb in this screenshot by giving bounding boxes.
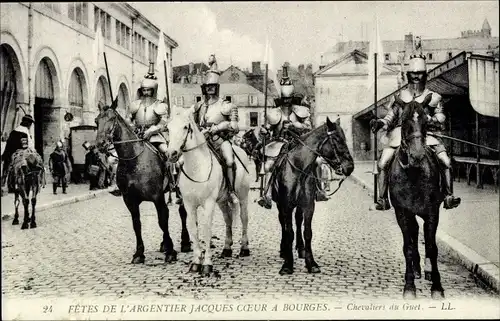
[2,187,115,218]
[349,173,500,293]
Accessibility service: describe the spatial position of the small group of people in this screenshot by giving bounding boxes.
[83,142,115,191]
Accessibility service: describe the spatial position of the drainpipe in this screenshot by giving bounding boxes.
[131,17,136,99]
[27,2,34,113]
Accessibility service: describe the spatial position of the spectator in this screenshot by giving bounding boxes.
[48,141,72,194]
[84,145,102,190]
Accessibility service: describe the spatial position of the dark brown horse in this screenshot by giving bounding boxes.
[272,117,354,275]
[95,99,191,264]
[389,94,445,299]
[10,147,45,229]
[240,128,264,182]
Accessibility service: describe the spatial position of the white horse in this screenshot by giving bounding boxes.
[166,109,251,276]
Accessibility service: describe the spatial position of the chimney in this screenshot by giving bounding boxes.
[404,33,414,52]
[188,62,194,75]
[252,61,261,75]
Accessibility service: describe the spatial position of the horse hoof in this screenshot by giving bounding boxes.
[307,265,321,274]
[220,249,232,258]
[165,251,177,263]
[414,270,421,279]
[30,223,37,229]
[431,290,445,299]
[189,263,202,273]
[403,286,417,299]
[424,271,432,281]
[181,244,193,253]
[12,219,19,225]
[131,256,145,264]
[159,242,165,253]
[297,249,306,259]
[279,266,294,275]
[239,248,250,257]
[201,265,213,276]
[279,250,285,258]
[21,223,29,230]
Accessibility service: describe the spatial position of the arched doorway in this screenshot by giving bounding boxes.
[34,57,57,162]
[95,76,110,110]
[0,44,22,138]
[68,68,87,122]
[116,83,130,118]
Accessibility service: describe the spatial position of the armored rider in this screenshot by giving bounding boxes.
[190,54,240,204]
[257,65,328,209]
[370,54,461,211]
[126,62,170,160]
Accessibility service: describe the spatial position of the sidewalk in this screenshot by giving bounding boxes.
[0,183,115,218]
[350,160,499,292]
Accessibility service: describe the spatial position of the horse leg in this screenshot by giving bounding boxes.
[295,207,305,259]
[30,196,37,229]
[219,202,233,258]
[411,220,421,279]
[178,204,192,253]
[12,192,20,225]
[254,159,260,182]
[423,221,432,281]
[278,204,294,275]
[201,199,217,276]
[279,210,286,258]
[184,202,202,273]
[123,196,145,264]
[21,197,30,230]
[395,209,416,299]
[238,195,250,257]
[303,202,320,273]
[425,210,445,299]
[154,198,177,263]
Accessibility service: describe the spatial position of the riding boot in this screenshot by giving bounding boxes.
[442,168,461,209]
[62,184,67,194]
[227,164,239,204]
[53,183,58,195]
[257,174,273,209]
[375,168,391,210]
[315,166,329,202]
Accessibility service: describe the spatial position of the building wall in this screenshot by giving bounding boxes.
[0,2,174,163]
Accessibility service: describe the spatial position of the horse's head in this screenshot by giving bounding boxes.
[95,98,119,153]
[397,93,431,167]
[165,108,200,163]
[320,117,354,177]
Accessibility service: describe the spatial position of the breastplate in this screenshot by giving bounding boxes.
[135,100,160,127]
[202,99,227,125]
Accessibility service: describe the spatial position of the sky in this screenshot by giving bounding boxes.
[130,1,499,71]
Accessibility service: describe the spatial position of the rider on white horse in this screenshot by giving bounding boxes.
[257,65,328,209]
[370,54,461,211]
[189,55,240,204]
[126,62,170,159]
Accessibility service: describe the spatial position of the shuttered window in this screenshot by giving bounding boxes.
[68,69,83,107]
[35,59,54,99]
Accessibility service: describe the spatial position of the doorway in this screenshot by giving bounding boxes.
[34,97,53,161]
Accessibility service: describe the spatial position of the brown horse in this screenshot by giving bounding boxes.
[95,99,191,264]
[389,94,445,299]
[10,147,45,229]
[272,117,354,275]
[240,128,264,182]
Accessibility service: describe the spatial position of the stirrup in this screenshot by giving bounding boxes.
[443,195,461,209]
[257,195,272,209]
[375,198,391,211]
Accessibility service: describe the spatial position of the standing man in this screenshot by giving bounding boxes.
[190,54,240,204]
[370,54,461,210]
[126,62,170,160]
[48,141,72,194]
[1,114,35,194]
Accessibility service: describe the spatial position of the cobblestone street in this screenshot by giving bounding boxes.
[2,179,497,304]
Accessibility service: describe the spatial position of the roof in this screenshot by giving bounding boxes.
[482,19,491,30]
[173,63,209,80]
[315,49,399,76]
[353,51,499,119]
[172,82,265,96]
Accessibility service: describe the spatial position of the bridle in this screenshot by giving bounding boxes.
[285,128,346,196]
[398,107,427,169]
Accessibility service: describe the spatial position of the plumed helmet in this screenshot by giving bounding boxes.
[138,62,158,98]
[204,54,221,85]
[279,64,294,98]
[407,55,427,73]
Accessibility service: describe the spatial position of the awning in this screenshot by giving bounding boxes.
[353,51,500,120]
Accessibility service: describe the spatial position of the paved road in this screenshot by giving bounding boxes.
[1,180,497,302]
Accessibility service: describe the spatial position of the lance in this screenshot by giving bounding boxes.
[373,52,378,203]
[164,53,171,116]
[103,52,114,105]
[260,63,269,197]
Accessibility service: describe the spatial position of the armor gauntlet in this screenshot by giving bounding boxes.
[229,104,239,133]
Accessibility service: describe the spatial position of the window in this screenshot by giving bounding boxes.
[68,3,88,27]
[448,52,453,59]
[249,95,257,106]
[249,112,259,127]
[148,42,158,63]
[175,96,184,107]
[94,7,111,40]
[428,53,433,60]
[196,96,202,102]
[225,96,232,102]
[115,20,131,50]
[44,3,61,13]
[384,53,390,61]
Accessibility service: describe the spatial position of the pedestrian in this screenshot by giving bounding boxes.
[48,141,72,194]
[84,145,101,190]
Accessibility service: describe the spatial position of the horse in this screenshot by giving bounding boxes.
[389,94,445,299]
[10,147,45,229]
[240,128,264,182]
[165,108,251,276]
[95,99,191,264]
[272,117,354,275]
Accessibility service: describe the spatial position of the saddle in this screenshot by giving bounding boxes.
[7,148,44,189]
